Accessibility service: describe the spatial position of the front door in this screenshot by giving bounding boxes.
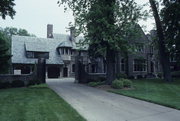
[63,67,68,77]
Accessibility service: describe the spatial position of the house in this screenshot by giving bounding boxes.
[11,25,88,78]
[114,27,162,78]
[11,24,162,79]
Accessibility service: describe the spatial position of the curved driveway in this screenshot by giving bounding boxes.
[47,78,180,121]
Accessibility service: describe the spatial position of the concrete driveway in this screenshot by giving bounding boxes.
[47,78,180,121]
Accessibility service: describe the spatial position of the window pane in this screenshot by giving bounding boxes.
[134,59,146,72]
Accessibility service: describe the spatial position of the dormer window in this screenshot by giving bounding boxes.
[58,47,72,55]
[65,48,69,55]
[135,43,145,52]
[57,41,73,56]
[26,51,49,59]
[26,51,34,58]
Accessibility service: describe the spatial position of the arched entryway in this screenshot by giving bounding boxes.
[63,67,68,77]
[48,67,60,78]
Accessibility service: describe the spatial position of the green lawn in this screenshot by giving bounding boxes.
[0,84,86,121]
[110,78,180,110]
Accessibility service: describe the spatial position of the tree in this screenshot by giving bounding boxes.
[149,0,172,82]
[58,0,146,84]
[0,0,16,19]
[3,27,34,37]
[18,29,30,36]
[161,0,180,62]
[0,31,11,74]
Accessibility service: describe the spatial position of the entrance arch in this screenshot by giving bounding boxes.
[48,67,60,78]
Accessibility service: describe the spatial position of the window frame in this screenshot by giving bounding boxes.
[133,59,147,72]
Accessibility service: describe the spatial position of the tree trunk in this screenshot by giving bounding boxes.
[149,0,172,82]
[103,0,116,84]
[106,46,116,84]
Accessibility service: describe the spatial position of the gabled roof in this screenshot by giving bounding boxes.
[54,33,88,50]
[12,35,64,65]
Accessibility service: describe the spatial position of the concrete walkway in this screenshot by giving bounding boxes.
[47,78,180,121]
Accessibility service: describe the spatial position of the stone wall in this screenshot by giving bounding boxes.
[0,72,37,86]
[0,58,46,88]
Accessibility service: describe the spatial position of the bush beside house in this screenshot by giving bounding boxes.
[111,78,133,89]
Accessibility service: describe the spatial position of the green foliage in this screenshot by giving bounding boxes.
[0,31,11,74]
[111,79,123,89]
[161,0,180,61]
[88,81,105,87]
[121,78,132,88]
[58,0,148,83]
[58,0,147,56]
[116,73,127,79]
[3,27,34,37]
[112,78,132,89]
[0,0,16,19]
[171,71,180,78]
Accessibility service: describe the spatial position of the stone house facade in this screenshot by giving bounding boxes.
[11,24,162,79]
[12,25,88,78]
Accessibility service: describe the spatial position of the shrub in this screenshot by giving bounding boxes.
[121,79,132,88]
[11,80,24,87]
[171,71,180,78]
[116,73,127,79]
[0,82,11,89]
[27,80,36,86]
[157,72,162,78]
[111,79,123,89]
[88,81,105,87]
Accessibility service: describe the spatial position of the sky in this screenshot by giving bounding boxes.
[0,0,155,38]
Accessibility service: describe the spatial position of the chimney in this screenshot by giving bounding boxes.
[70,27,75,42]
[47,24,53,38]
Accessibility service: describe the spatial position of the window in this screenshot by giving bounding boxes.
[65,48,68,55]
[34,52,49,59]
[150,46,154,53]
[170,56,176,62]
[135,44,145,52]
[91,64,96,73]
[26,51,49,59]
[71,50,73,55]
[133,59,147,72]
[72,64,75,73]
[62,48,65,55]
[121,59,125,71]
[26,51,34,58]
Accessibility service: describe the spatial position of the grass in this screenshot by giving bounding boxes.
[110,78,180,110]
[0,84,86,121]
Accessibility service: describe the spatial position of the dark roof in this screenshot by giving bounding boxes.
[12,35,64,65]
